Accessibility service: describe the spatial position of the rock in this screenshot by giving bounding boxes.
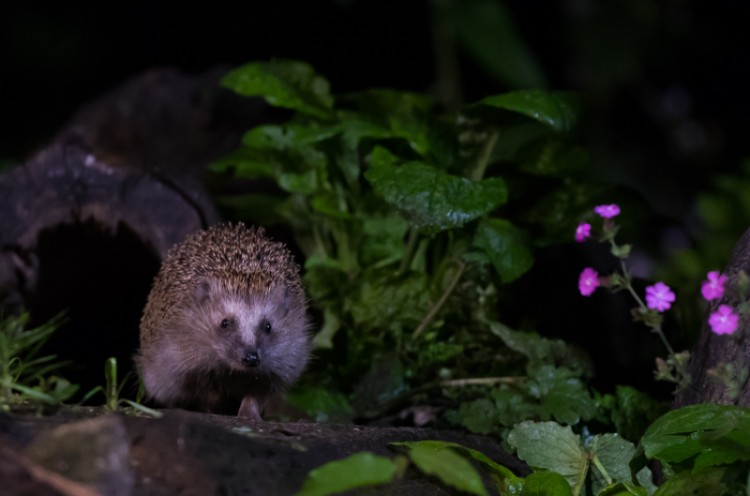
[24,415,133,496]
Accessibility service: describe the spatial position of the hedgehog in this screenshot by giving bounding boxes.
[136,223,311,420]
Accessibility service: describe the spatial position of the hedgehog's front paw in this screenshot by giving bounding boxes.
[238,395,262,420]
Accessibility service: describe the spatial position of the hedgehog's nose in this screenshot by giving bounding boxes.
[242,350,260,367]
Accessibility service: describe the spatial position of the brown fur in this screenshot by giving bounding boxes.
[137,223,310,419]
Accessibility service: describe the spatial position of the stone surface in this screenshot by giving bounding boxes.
[4,407,527,496]
[25,416,133,496]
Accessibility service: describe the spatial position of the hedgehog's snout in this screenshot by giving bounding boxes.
[242,349,260,367]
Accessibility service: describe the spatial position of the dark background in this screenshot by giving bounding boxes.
[4,0,749,206]
[3,0,750,395]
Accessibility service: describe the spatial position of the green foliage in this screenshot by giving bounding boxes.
[296,404,750,495]
[0,312,77,410]
[640,403,750,471]
[215,59,600,426]
[82,357,162,417]
[294,452,397,496]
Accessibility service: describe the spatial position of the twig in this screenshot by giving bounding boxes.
[413,261,466,339]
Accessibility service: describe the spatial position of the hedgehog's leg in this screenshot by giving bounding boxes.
[238,395,262,420]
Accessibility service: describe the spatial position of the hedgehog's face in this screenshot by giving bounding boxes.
[189,278,310,381]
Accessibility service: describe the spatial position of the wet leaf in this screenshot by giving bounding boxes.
[295,452,396,496]
[508,421,586,493]
[223,59,334,119]
[475,90,580,132]
[473,218,533,283]
[366,147,507,233]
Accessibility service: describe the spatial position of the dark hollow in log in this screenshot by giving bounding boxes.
[0,68,267,395]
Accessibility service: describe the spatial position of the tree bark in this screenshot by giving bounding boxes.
[674,227,750,407]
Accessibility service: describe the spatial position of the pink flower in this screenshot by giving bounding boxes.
[579,267,600,297]
[575,223,591,242]
[701,271,727,301]
[594,204,620,219]
[645,282,675,312]
[708,305,739,335]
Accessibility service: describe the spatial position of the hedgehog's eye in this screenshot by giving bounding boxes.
[220,318,231,329]
[263,320,272,334]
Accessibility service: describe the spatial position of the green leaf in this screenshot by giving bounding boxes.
[285,386,353,423]
[209,145,277,178]
[366,147,507,233]
[343,90,436,157]
[611,385,668,443]
[522,471,574,496]
[485,320,592,375]
[508,421,587,494]
[587,434,637,493]
[472,219,534,283]
[491,388,538,427]
[651,467,730,496]
[394,441,489,496]
[527,365,597,425]
[641,403,750,469]
[447,443,524,493]
[596,482,648,496]
[295,452,396,496]
[242,123,340,149]
[348,270,430,332]
[311,308,341,349]
[441,0,546,89]
[360,216,408,267]
[475,91,580,132]
[456,398,499,434]
[223,59,334,119]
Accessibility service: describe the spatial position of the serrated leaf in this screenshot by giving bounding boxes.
[366,147,507,232]
[457,398,499,434]
[527,365,597,425]
[587,434,637,493]
[394,441,488,496]
[508,421,586,493]
[473,219,533,283]
[223,59,334,119]
[641,403,750,469]
[522,471,574,496]
[475,91,580,132]
[295,452,396,496]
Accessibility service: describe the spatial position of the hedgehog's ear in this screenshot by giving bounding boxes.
[195,280,211,304]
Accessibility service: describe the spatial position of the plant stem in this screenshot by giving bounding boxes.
[399,228,419,276]
[613,252,678,358]
[590,454,612,486]
[470,130,500,181]
[413,261,466,339]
